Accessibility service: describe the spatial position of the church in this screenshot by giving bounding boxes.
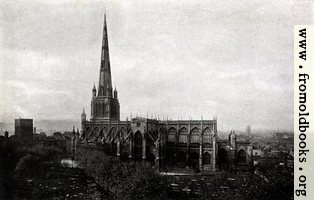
[79,14,252,172]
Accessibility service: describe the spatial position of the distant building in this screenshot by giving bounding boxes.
[252,149,263,157]
[15,118,33,139]
[272,132,293,154]
[246,125,251,135]
[217,131,253,172]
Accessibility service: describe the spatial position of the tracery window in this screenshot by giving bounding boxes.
[237,150,246,163]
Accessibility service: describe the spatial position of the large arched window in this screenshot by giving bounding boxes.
[190,128,200,143]
[203,152,211,165]
[203,128,213,144]
[178,128,188,143]
[237,149,246,163]
[168,127,176,142]
[134,131,143,161]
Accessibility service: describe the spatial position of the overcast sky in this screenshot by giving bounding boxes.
[0,0,313,132]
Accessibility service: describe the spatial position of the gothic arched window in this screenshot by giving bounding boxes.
[178,128,188,143]
[190,128,200,143]
[168,128,176,142]
[237,150,246,163]
[203,128,213,144]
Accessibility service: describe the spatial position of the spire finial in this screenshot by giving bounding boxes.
[82,107,85,114]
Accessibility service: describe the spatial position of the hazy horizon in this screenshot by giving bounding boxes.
[0,119,292,137]
[1,0,313,131]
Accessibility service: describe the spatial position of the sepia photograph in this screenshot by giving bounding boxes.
[0,0,313,199]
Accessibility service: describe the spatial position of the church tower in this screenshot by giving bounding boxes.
[90,14,120,121]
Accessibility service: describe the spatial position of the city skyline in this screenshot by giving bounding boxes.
[1,0,313,131]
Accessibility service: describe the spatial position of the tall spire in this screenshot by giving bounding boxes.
[98,13,113,97]
[89,13,120,121]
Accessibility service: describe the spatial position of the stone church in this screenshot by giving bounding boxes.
[79,14,252,172]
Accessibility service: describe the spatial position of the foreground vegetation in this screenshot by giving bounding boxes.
[0,137,293,200]
[76,146,293,200]
[0,138,104,199]
[76,147,169,200]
